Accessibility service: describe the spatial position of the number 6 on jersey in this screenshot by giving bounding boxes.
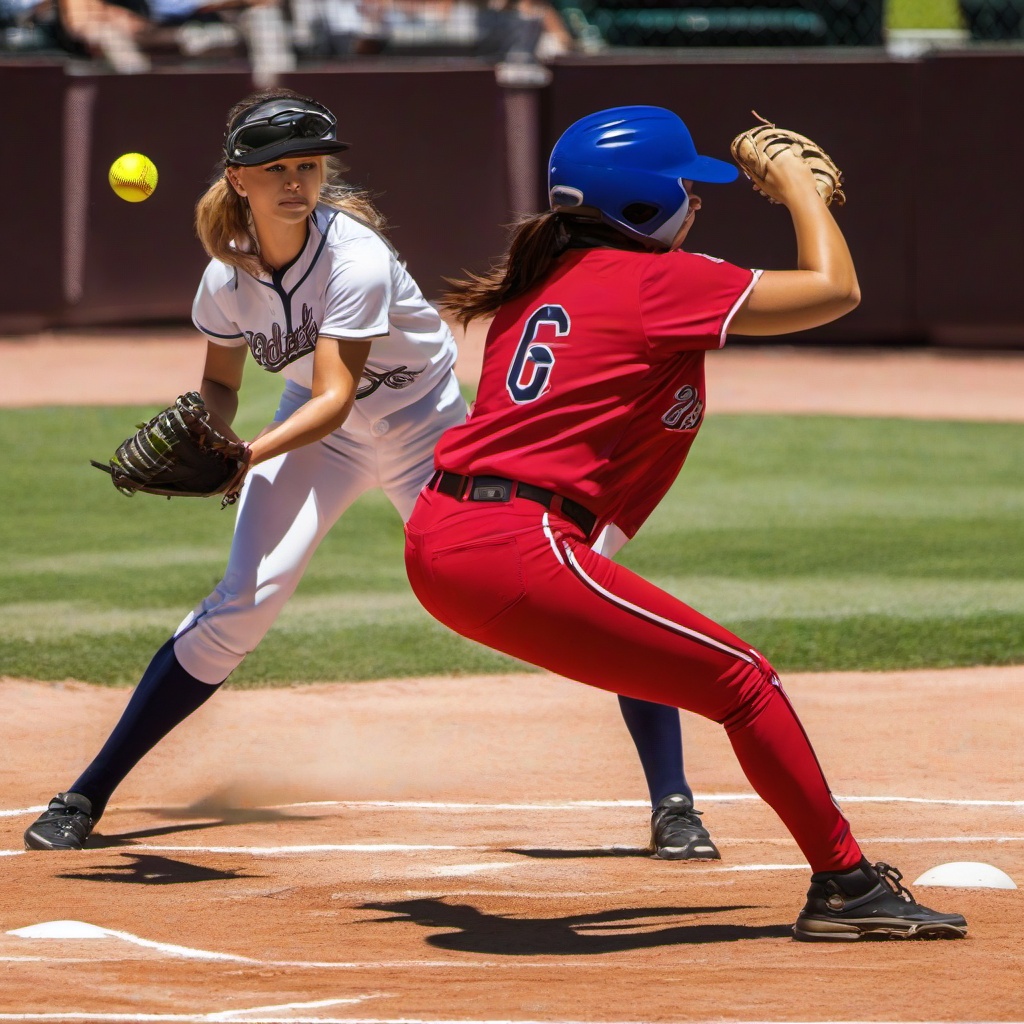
[506,304,569,403]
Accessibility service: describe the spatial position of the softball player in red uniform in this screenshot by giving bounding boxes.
[24,91,710,860]
[405,105,968,940]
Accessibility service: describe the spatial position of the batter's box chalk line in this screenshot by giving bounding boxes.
[4,794,1024,819]
[7,921,255,961]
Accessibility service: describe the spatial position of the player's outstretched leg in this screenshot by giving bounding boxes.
[616,695,720,860]
[793,860,968,941]
[23,637,221,851]
[405,505,968,938]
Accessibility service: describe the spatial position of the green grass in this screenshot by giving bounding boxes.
[887,0,962,31]
[1,396,1022,685]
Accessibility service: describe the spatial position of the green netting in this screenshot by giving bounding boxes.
[960,0,1023,38]
[556,0,887,46]
[591,7,828,46]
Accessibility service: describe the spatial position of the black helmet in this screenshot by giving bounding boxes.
[224,97,349,167]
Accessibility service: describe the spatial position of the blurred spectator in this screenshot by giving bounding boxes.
[57,0,154,71]
[1,0,60,51]
[434,0,575,59]
[51,0,294,78]
[498,0,574,58]
[386,0,478,49]
[290,0,386,56]
[4,0,573,66]
[290,0,574,60]
[149,0,297,81]
[232,0,296,81]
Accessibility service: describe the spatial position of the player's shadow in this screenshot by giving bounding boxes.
[55,853,260,885]
[88,805,316,847]
[359,898,791,953]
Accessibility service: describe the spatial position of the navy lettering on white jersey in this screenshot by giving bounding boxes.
[506,304,568,404]
[357,364,425,398]
[193,203,456,418]
[245,303,318,372]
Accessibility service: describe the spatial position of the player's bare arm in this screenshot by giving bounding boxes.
[199,340,246,440]
[246,333,372,466]
[729,151,860,337]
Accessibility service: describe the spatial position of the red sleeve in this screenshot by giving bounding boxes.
[639,251,759,352]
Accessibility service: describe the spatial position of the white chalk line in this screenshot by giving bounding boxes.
[431,860,525,876]
[12,921,798,966]
[207,995,381,1018]
[8,922,254,962]
[4,794,1024,819]
[0,1017,638,1023]
[267,795,1024,810]
[3,835,1023,859]
[54,836,1024,852]
[115,844,491,855]
[6,923,624,970]
[0,954,659,970]
[0,1017,626,1023]
[8,920,735,971]
[0,1017,1014,1024]
[0,995,392,1022]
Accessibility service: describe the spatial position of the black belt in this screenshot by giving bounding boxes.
[430,471,597,537]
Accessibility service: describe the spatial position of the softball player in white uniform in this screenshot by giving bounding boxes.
[179,201,464,683]
[24,89,712,858]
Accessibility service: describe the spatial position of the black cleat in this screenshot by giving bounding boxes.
[793,859,968,941]
[649,793,721,861]
[24,792,95,851]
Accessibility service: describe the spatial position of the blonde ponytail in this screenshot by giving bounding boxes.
[193,157,388,277]
[194,175,262,277]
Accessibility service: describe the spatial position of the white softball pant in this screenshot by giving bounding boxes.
[172,371,468,685]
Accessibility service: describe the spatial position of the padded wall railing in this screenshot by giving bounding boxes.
[3,50,1023,347]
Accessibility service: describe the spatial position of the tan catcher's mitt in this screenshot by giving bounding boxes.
[730,112,845,207]
[91,392,250,508]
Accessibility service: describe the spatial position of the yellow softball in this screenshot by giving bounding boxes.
[108,152,158,203]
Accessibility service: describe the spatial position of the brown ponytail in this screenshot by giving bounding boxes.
[441,211,569,328]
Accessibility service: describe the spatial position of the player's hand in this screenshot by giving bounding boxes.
[730,113,845,209]
[219,442,253,508]
[760,148,822,207]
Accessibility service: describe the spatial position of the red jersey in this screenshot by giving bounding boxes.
[435,246,759,539]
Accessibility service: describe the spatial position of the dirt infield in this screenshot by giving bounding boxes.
[2,337,1023,1022]
[6,328,1024,420]
[2,668,1022,1021]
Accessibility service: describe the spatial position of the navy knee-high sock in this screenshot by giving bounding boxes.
[69,637,221,820]
[617,695,692,807]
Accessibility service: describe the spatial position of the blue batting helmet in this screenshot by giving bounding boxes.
[548,105,738,249]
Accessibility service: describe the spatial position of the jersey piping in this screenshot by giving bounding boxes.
[257,214,335,344]
[543,512,757,666]
[195,323,245,341]
[719,269,764,345]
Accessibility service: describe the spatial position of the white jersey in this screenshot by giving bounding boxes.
[191,203,457,425]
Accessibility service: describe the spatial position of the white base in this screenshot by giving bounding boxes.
[913,861,1017,889]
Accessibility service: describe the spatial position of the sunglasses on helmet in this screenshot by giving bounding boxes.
[224,102,347,165]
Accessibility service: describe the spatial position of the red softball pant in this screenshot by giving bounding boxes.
[405,488,862,874]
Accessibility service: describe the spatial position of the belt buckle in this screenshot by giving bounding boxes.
[471,477,511,502]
